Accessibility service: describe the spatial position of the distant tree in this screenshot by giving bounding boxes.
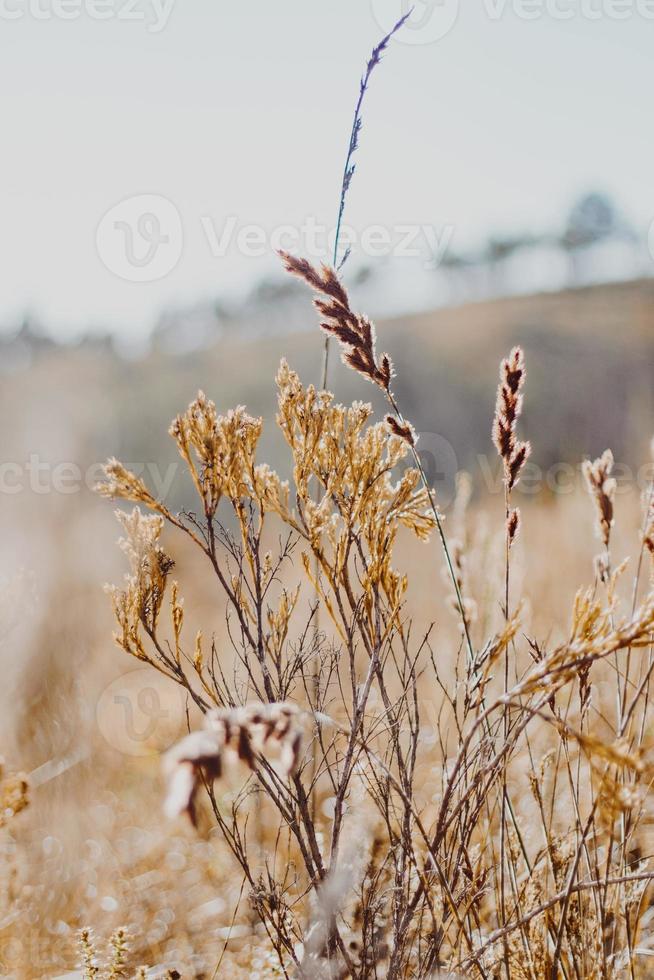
[562,192,618,250]
[560,192,636,284]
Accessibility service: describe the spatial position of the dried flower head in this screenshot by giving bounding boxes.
[279,251,393,390]
[493,346,531,491]
[507,507,521,548]
[96,458,161,511]
[79,928,100,980]
[385,415,416,446]
[270,361,436,627]
[107,927,129,980]
[107,508,174,660]
[169,393,262,516]
[164,702,303,825]
[582,449,616,549]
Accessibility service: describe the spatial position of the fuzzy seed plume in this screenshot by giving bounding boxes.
[164,702,303,825]
[493,346,531,491]
[507,507,521,548]
[279,251,393,391]
[386,415,416,446]
[582,449,616,550]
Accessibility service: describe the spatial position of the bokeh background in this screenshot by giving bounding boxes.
[0,2,653,975]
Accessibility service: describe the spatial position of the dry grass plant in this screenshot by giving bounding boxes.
[97,253,654,977]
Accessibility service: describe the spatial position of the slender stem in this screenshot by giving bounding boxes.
[551,803,598,979]
[500,485,511,957]
[386,392,536,927]
[386,389,475,666]
[504,487,510,620]
[314,11,411,856]
[320,10,411,391]
[622,478,654,728]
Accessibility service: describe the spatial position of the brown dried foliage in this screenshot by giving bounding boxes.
[583,448,617,550]
[280,250,393,391]
[95,276,654,978]
[493,345,531,492]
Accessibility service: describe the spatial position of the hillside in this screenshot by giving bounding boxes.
[0,277,652,513]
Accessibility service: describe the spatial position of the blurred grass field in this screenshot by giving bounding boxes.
[0,277,653,977]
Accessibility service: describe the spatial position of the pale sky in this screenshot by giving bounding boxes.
[0,0,652,338]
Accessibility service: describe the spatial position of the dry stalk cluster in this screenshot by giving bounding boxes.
[97,257,654,979]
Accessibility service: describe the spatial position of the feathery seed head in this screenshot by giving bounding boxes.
[279,251,394,391]
[507,507,521,548]
[582,449,615,549]
[493,347,531,492]
[164,702,303,825]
